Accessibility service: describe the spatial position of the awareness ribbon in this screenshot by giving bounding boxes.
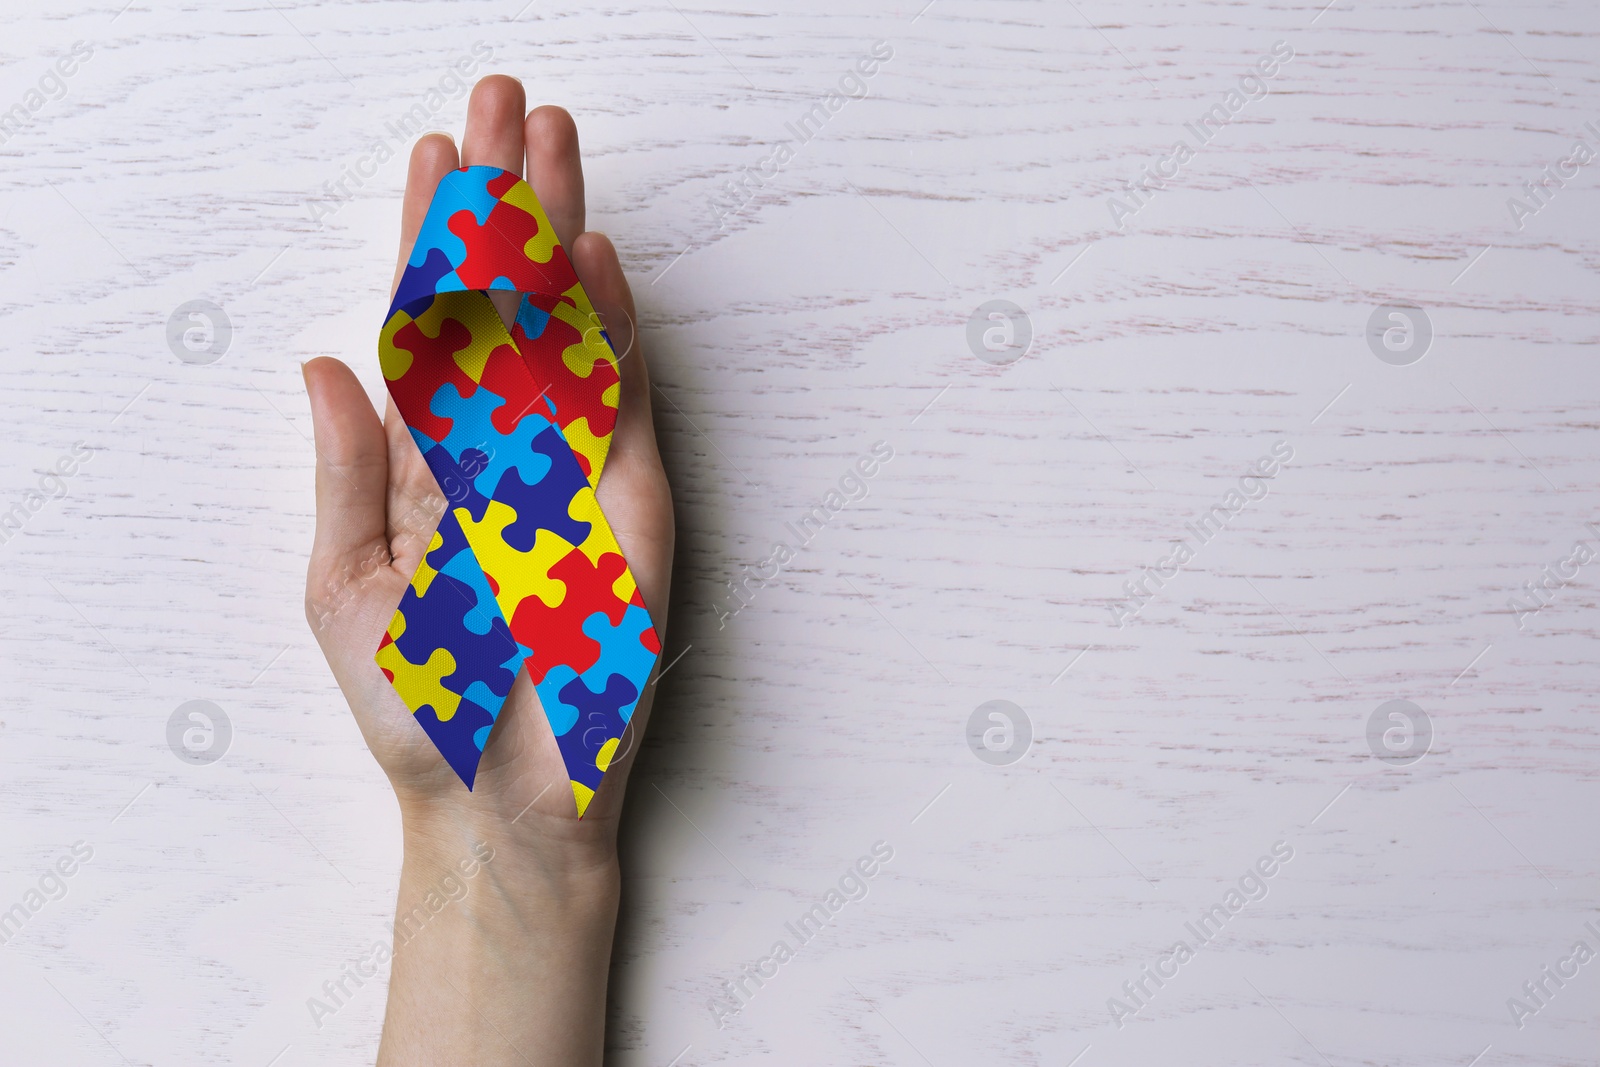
[375,165,659,816]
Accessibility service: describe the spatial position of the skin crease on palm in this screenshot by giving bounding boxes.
[302,77,674,864]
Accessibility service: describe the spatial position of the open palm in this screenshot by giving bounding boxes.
[302,77,673,850]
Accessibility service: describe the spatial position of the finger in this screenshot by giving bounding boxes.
[571,230,673,628]
[461,74,526,173]
[383,394,446,571]
[305,357,390,568]
[392,133,461,299]
[462,75,528,324]
[524,105,585,248]
[570,231,652,440]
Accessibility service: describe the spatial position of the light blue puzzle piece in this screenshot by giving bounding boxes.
[578,605,657,723]
[409,206,468,271]
[428,381,557,500]
[405,169,502,271]
[535,665,582,737]
[438,549,502,636]
[515,296,552,339]
[438,167,501,226]
[406,168,499,273]
[463,681,505,720]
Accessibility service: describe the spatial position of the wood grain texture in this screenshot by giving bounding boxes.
[1,0,1597,1064]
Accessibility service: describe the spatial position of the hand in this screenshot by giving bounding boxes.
[303,76,673,866]
[303,76,674,1067]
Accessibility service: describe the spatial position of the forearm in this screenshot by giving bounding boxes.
[377,806,621,1067]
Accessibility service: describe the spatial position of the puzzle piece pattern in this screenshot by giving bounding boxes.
[375,167,657,815]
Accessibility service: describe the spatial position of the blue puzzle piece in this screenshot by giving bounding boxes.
[553,671,639,792]
[414,696,497,790]
[424,504,472,572]
[494,440,591,551]
[472,422,556,505]
[392,251,458,317]
[393,571,521,702]
[419,443,493,523]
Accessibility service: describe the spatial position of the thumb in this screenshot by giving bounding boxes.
[304,357,391,576]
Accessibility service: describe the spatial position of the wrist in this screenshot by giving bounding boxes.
[379,801,621,1067]
[397,797,621,914]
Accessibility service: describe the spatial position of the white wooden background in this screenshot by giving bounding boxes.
[1,0,1597,1064]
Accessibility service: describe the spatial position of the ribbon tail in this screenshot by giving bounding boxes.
[374,506,525,790]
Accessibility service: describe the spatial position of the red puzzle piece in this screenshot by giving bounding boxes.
[513,309,619,440]
[508,547,631,683]
[448,197,564,295]
[387,314,482,444]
